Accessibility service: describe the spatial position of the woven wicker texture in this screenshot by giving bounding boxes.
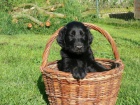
[40,23,124,105]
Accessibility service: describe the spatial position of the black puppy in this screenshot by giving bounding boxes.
[57,21,108,79]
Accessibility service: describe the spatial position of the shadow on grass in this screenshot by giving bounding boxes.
[109,12,134,21]
[113,36,140,46]
[37,75,49,105]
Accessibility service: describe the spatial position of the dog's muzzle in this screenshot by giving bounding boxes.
[74,45,84,54]
[76,45,83,49]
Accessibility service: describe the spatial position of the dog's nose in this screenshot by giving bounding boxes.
[76,46,83,49]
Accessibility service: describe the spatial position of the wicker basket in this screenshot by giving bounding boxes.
[40,23,124,105]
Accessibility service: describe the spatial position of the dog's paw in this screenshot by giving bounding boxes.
[71,67,87,79]
[87,66,97,72]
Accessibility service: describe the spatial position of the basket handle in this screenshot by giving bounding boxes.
[40,23,120,72]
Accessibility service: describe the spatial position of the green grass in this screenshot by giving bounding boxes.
[0,0,140,104]
[0,23,140,105]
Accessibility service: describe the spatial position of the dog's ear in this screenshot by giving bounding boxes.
[57,26,67,47]
[87,28,93,45]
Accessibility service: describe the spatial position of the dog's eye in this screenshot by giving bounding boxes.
[70,31,75,37]
[80,30,85,37]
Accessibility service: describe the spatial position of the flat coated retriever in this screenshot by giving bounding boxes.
[57,21,108,79]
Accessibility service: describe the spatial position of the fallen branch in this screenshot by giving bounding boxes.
[12,3,65,18]
[12,13,44,26]
[13,3,64,10]
[11,3,65,27]
[42,3,64,11]
[27,23,32,29]
[12,3,39,10]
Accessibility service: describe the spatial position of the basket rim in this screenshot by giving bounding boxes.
[42,58,124,80]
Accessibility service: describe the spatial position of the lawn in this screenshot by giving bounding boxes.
[0,23,140,105]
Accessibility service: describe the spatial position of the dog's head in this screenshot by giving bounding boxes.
[57,21,93,54]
